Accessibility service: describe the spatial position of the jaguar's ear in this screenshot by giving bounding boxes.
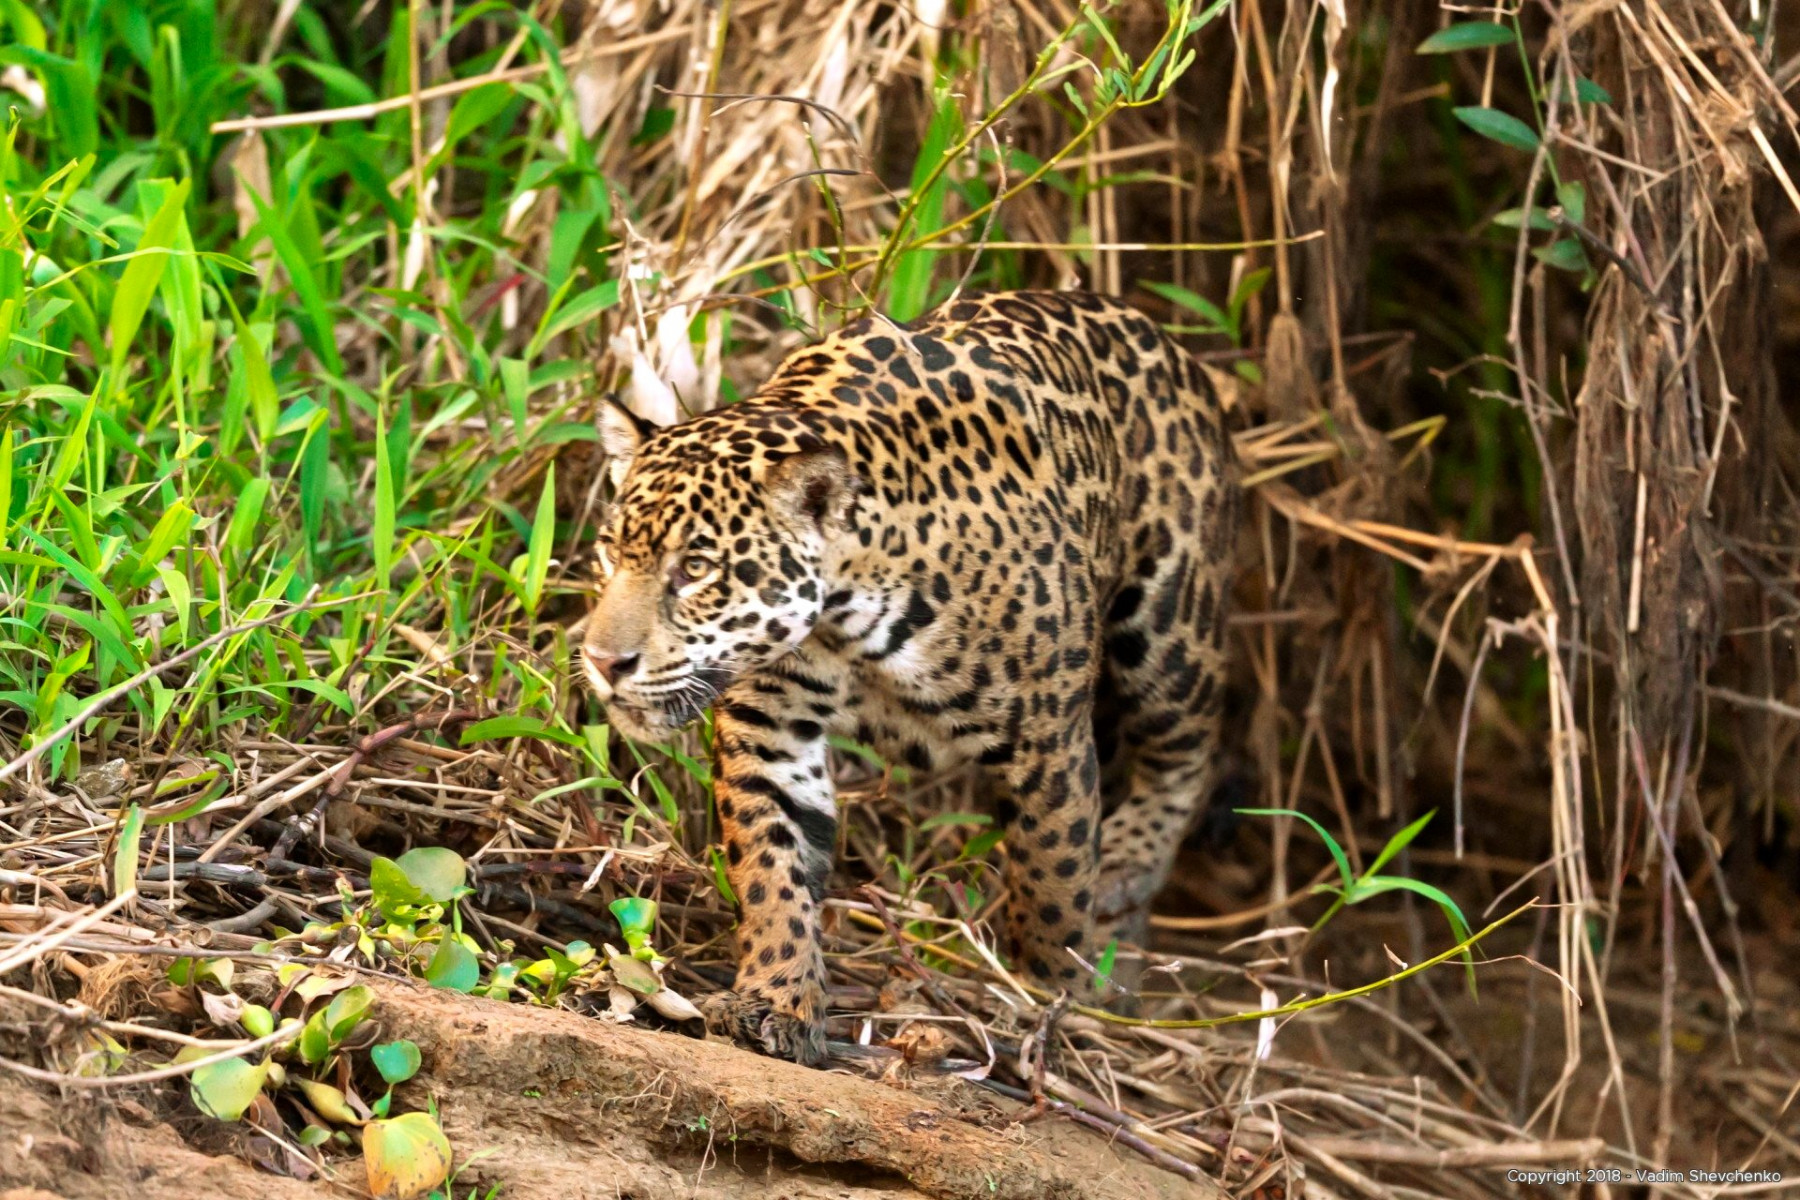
[598,397,655,488]
[766,446,863,536]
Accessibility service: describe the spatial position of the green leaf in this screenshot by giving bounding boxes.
[370,856,432,922]
[240,1004,275,1038]
[1533,238,1587,272]
[1142,279,1231,337]
[1095,939,1118,988]
[1416,22,1514,53]
[961,828,1005,859]
[530,280,620,355]
[190,1056,267,1121]
[370,1039,423,1086]
[522,463,555,618]
[608,950,661,995]
[1236,807,1355,892]
[363,1111,454,1199]
[324,984,374,1039]
[395,847,466,903]
[424,937,479,992]
[113,803,144,897]
[1575,77,1613,105]
[459,715,585,748]
[1452,106,1541,153]
[1341,875,1477,993]
[709,846,738,907]
[1364,809,1437,878]
[918,811,992,831]
[373,402,396,594]
[294,1077,360,1125]
[1492,206,1556,232]
[888,90,962,322]
[108,178,191,378]
[1555,180,1586,226]
[224,477,270,556]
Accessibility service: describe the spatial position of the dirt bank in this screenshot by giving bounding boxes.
[0,978,1219,1200]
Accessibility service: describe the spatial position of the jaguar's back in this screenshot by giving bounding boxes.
[584,291,1238,1062]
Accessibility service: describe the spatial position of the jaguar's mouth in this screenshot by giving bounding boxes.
[602,699,686,743]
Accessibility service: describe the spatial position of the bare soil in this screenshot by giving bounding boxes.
[0,979,1220,1200]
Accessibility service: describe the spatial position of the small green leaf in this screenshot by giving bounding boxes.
[294,1077,359,1125]
[609,951,662,995]
[1555,181,1586,226]
[1533,238,1588,272]
[298,1011,332,1065]
[1575,77,1613,105]
[709,846,738,907]
[961,828,1006,860]
[1095,939,1118,988]
[363,1110,453,1199]
[1416,22,1514,53]
[522,463,555,618]
[459,715,586,748]
[370,856,433,922]
[609,898,656,935]
[299,1124,332,1147]
[1492,206,1556,232]
[1141,280,1230,333]
[919,811,992,831]
[241,1004,275,1038]
[424,937,479,992]
[113,803,144,897]
[190,1056,267,1121]
[1364,809,1437,878]
[1236,808,1355,891]
[395,847,466,903]
[370,1039,423,1086]
[325,984,374,1039]
[1452,106,1541,153]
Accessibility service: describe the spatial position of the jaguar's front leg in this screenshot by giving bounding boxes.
[704,659,843,1064]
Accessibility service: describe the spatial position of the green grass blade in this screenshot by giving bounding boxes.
[1236,807,1356,892]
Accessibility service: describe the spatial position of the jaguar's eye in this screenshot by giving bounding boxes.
[672,554,714,586]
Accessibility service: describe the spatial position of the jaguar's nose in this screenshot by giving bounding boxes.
[586,650,640,687]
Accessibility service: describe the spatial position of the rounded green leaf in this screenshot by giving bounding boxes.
[363,1110,453,1199]
[395,847,466,903]
[326,984,375,1039]
[370,857,431,921]
[240,1003,275,1038]
[423,937,479,993]
[191,1057,268,1122]
[371,1039,423,1086]
[299,1011,333,1065]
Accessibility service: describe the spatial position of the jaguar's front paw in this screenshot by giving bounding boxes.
[703,987,827,1065]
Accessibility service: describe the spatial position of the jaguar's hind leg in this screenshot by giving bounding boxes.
[1093,554,1229,960]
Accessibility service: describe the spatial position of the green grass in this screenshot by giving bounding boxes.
[0,3,632,794]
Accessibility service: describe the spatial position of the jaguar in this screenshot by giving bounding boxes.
[582,290,1238,1064]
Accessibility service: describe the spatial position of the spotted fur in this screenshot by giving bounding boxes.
[582,291,1238,1064]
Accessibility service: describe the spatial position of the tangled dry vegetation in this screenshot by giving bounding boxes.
[3,0,1800,1197]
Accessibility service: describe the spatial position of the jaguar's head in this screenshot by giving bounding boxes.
[580,400,860,742]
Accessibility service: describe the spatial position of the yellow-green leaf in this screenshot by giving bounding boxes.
[363,1111,453,1199]
[295,1077,361,1125]
[190,1056,268,1122]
